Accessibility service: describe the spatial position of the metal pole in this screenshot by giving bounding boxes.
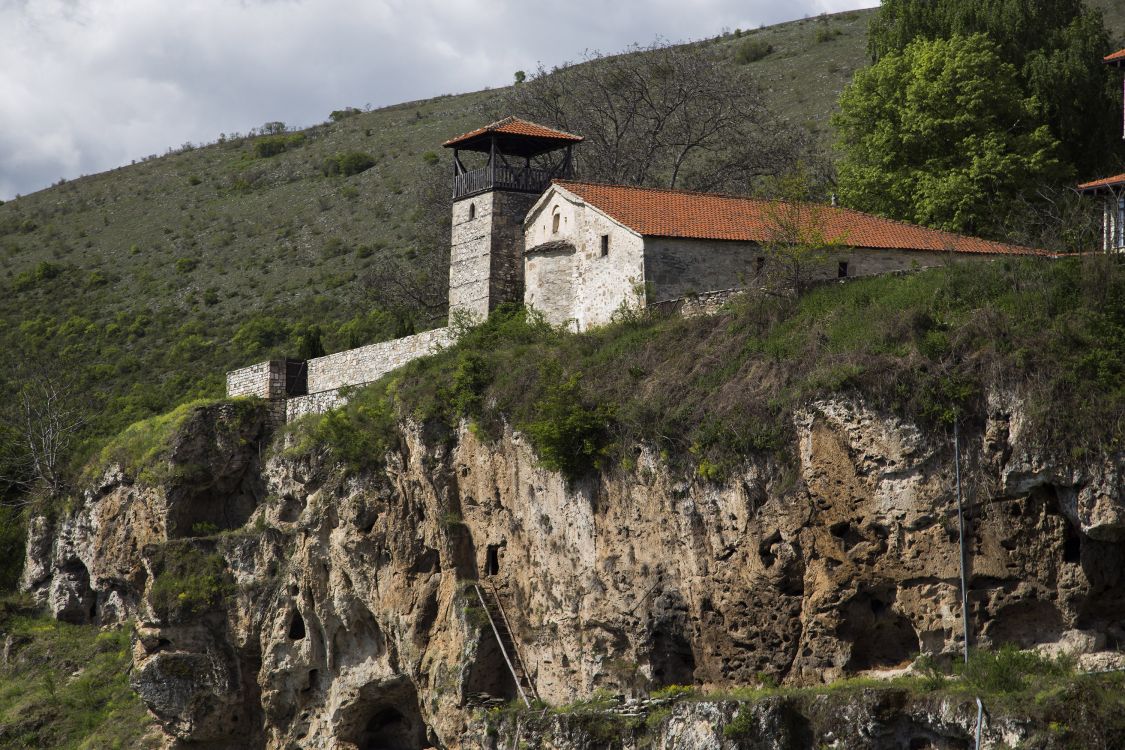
[955,419,970,664]
[955,419,984,750]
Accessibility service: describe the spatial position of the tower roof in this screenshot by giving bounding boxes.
[442,116,583,157]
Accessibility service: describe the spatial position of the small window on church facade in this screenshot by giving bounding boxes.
[468,203,476,220]
[838,261,849,278]
[552,208,560,234]
[600,235,609,256]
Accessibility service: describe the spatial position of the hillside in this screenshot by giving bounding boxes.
[2,1,1125,466]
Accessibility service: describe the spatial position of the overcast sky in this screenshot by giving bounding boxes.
[0,0,877,200]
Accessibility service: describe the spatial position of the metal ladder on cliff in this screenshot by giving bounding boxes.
[473,582,539,708]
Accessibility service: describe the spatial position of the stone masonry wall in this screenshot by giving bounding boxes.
[226,360,287,399]
[305,327,454,394]
[644,238,1008,302]
[449,191,538,321]
[286,389,345,422]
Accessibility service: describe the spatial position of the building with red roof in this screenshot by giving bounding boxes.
[1077,48,1125,250]
[521,180,1043,329]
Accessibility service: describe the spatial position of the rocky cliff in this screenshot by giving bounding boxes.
[20,392,1125,749]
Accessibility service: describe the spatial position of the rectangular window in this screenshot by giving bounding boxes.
[838,261,849,278]
[755,256,765,274]
[600,234,610,257]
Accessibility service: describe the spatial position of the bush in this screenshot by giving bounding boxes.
[174,257,198,273]
[519,369,617,479]
[329,107,362,122]
[735,38,773,63]
[13,260,62,291]
[321,151,377,177]
[253,132,306,158]
[149,544,235,621]
[959,644,1073,695]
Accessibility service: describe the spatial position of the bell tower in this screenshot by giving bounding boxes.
[443,117,582,319]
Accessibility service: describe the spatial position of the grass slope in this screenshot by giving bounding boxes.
[0,599,156,749]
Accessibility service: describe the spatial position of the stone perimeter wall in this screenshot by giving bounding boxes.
[306,327,454,393]
[226,360,287,400]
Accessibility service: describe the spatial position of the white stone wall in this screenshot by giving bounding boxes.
[524,190,645,330]
[306,327,455,394]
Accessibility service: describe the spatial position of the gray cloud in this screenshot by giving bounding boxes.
[0,0,876,199]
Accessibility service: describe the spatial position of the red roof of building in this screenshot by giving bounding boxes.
[443,117,583,149]
[1104,48,1125,64]
[1078,172,1125,193]
[554,181,1046,256]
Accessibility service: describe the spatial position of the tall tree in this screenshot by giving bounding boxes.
[834,34,1068,235]
[505,41,822,194]
[867,0,1119,179]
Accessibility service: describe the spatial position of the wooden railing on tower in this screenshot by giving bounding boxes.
[452,164,572,200]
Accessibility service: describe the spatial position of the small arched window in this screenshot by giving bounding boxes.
[551,207,560,234]
[468,202,476,220]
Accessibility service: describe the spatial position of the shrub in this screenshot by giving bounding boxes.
[814,25,842,43]
[149,544,235,621]
[253,132,306,158]
[13,260,63,291]
[329,107,362,122]
[174,257,198,273]
[735,38,773,63]
[519,369,617,479]
[959,644,1073,695]
[321,151,377,177]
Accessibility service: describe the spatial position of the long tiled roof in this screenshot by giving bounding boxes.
[1104,48,1125,64]
[1077,172,1125,192]
[443,117,583,148]
[554,181,1045,256]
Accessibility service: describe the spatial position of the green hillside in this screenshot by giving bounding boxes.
[1,2,1125,473]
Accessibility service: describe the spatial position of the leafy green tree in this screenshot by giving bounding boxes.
[834,34,1068,235]
[866,0,1118,178]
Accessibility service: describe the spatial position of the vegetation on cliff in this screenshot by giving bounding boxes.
[291,255,1123,481]
[0,598,155,749]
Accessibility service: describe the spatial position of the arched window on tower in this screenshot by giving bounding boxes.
[468,202,476,220]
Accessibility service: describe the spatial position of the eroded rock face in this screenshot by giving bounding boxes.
[22,401,272,625]
[22,395,1125,749]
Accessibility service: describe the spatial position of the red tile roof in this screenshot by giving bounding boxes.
[1077,172,1125,193]
[1104,48,1125,64]
[554,181,1045,256]
[443,117,583,148]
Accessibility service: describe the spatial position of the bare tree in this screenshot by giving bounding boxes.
[758,169,841,296]
[505,40,819,193]
[358,163,451,329]
[0,355,88,501]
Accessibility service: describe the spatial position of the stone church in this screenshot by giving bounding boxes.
[228,115,1046,417]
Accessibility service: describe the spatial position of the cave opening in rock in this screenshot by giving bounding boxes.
[464,628,519,702]
[288,611,306,640]
[358,707,418,750]
[484,544,501,577]
[839,593,919,671]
